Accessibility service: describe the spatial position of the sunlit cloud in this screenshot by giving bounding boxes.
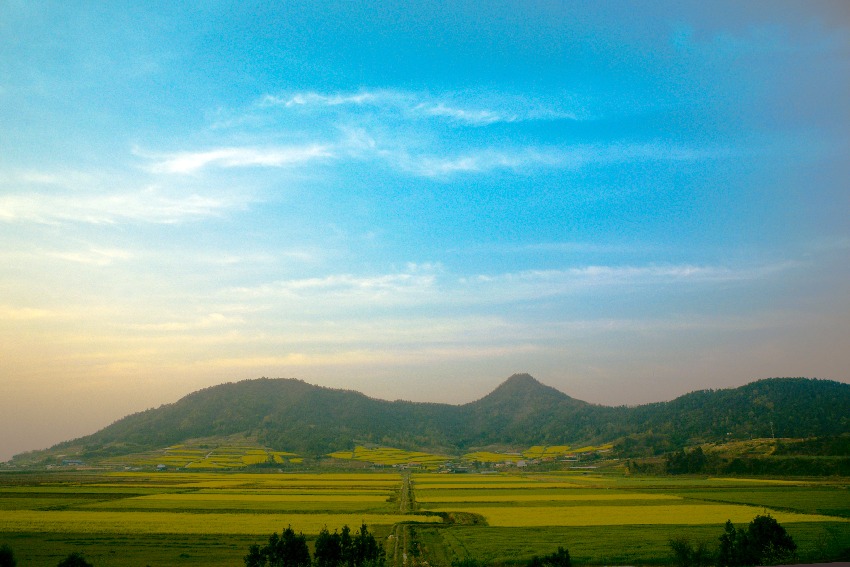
[232,271,438,303]
[127,313,240,332]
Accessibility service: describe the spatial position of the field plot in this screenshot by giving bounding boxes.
[102,442,301,469]
[412,472,850,565]
[327,446,449,468]
[0,471,439,566]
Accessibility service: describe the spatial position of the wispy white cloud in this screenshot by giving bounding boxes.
[223,261,793,314]
[0,188,240,225]
[127,313,240,332]
[233,272,437,304]
[48,247,132,266]
[413,102,579,126]
[387,142,730,178]
[260,88,585,126]
[461,263,796,293]
[0,167,255,225]
[148,145,332,174]
[261,91,387,108]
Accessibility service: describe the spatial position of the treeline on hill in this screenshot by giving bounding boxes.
[28,375,850,463]
[626,436,850,476]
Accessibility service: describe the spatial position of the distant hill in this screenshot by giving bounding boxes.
[12,374,850,463]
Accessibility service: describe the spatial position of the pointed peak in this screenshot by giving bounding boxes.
[486,373,570,399]
[503,373,540,386]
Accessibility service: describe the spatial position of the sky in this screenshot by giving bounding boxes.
[1,1,849,461]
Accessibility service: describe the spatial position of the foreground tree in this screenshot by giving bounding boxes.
[245,526,310,567]
[349,523,385,567]
[245,524,384,567]
[0,544,16,567]
[717,515,796,567]
[527,546,571,567]
[314,527,343,567]
[669,537,712,567]
[56,553,94,567]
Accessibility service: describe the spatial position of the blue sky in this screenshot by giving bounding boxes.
[1,1,848,460]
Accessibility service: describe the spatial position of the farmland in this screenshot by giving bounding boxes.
[98,441,302,469]
[408,472,850,565]
[0,470,849,566]
[327,446,450,469]
[0,471,436,566]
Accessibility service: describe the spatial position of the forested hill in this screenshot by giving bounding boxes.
[26,374,850,460]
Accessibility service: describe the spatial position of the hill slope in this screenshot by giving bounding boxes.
[15,374,850,462]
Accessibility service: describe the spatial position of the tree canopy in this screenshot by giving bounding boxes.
[717,515,796,567]
[245,524,385,567]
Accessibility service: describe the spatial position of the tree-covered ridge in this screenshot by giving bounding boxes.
[18,375,850,462]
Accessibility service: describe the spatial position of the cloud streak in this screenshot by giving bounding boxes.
[224,261,793,312]
[148,145,333,174]
[0,168,255,225]
[0,189,241,225]
[260,89,584,126]
[388,142,732,178]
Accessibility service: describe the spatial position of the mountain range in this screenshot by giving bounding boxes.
[16,374,850,461]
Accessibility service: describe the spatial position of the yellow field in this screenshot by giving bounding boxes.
[421,504,847,527]
[0,510,440,535]
[0,471,431,537]
[327,446,449,468]
[463,451,523,463]
[108,493,389,503]
[414,482,582,490]
[107,471,401,488]
[103,443,302,469]
[416,493,682,503]
[522,445,572,458]
[413,474,530,483]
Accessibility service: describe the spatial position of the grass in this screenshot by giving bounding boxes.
[419,522,850,566]
[675,486,850,517]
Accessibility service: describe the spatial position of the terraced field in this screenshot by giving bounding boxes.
[102,443,302,469]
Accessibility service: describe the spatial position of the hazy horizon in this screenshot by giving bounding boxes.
[2,1,849,462]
